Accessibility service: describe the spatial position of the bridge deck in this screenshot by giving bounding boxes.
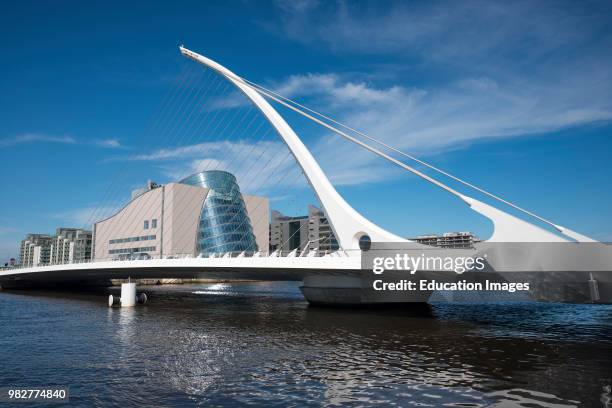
[0,256,363,284]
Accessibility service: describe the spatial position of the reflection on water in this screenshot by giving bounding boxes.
[1,282,611,407]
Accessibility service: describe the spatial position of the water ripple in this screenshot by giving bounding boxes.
[1,282,611,407]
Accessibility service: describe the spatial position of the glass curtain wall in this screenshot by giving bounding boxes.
[180,171,258,255]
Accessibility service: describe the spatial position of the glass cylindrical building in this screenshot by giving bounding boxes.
[179,171,258,255]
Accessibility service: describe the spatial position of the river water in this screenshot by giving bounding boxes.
[1,282,611,407]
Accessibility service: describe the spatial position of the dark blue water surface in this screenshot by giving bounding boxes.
[1,282,611,407]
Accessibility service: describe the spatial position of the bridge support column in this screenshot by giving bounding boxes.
[120,282,136,307]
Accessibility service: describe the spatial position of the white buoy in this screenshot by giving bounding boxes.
[108,294,120,307]
[120,282,137,307]
[136,292,148,304]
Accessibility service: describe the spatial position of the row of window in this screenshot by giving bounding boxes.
[109,235,156,245]
[109,246,156,255]
[143,219,158,230]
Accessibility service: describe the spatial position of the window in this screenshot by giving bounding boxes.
[109,235,156,245]
[144,220,149,229]
[109,246,156,255]
[152,219,157,229]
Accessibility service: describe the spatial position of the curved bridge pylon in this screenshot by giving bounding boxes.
[180,46,406,251]
[179,46,596,246]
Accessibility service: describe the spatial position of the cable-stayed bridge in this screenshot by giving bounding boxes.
[2,46,608,306]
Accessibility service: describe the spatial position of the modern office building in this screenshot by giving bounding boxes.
[269,205,338,254]
[19,234,52,267]
[413,231,479,249]
[307,205,339,253]
[269,211,309,252]
[93,171,269,261]
[50,228,92,264]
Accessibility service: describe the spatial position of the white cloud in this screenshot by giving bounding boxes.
[103,63,612,198]
[106,1,612,197]
[204,90,251,111]
[0,134,129,150]
[266,1,612,155]
[264,69,612,168]
[113,139,308,194]
[114,141,234,163]
[0,133,76,147]
[273,73,339,97]
[273,1,610,63]
[94,138,126,149]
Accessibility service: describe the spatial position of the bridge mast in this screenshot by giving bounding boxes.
[179,46,597,244]
[179,46,406,251]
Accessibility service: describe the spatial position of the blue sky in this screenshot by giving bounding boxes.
[1,0,611,260]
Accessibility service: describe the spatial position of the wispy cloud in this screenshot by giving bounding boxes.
[99,1,612,199]
[116,141,223,162]
[0,133,76,148]
[93,138,127,149]
[0,133,128,150]
[127,140,308,194]
[269,72,612,156]
[204,89,251,111]
[100,65,612,195]
[272,1,611,63]
[267,1,612,152]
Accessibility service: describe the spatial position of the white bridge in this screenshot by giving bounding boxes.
[1,46,603,306]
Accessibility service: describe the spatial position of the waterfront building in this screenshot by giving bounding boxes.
[19,229,92,267]
[50,228,92,264]
[269,205,338,254]
[307,205,339,253]
[93,171,269,261]
[269,211,309,252]
[19,234,52,267]
[413,231,479,249]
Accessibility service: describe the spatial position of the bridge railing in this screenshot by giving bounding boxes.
[6,248,360,270]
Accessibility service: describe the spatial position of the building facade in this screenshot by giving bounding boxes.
[50,228,92,264]
[307,205,339,253]
[269,211,309,252]
[269,205,339,254]
[93,171,269,261]
[180,171,263,255]
[19,234,52,267]
[19,229,92,267]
